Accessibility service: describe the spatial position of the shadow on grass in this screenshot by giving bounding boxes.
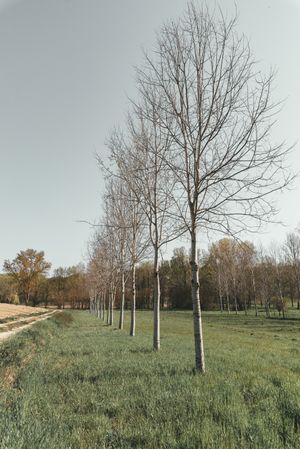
[268,316,300,322]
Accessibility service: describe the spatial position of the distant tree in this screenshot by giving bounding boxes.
[87,232,111,318]
[33,275,50,307]
[0,274,18,304]
[135,262,153,309]
[49,268,68,309]
[3,249,51,305]
[269,244,286,318]
[284,232,300,309]
[48,264,89,309]
[66,267,89,309]
[169,248,191,309]
[104,178,129,330]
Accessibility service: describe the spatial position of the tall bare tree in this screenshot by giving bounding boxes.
[98,147,150,336]
[107,110,180,350]
[104,178,130,330]
[136,3,293,371]
[125,189,149,336]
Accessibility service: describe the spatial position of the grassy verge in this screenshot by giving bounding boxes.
[0,310,299,449]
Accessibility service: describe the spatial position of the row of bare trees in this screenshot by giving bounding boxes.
[87,3,293,373]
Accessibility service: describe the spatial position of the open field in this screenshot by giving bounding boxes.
[0,310,299,449]
[0,304,48,320]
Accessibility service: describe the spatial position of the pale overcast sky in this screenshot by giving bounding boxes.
[0,0,299,270]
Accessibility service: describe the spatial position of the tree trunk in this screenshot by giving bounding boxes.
[288,283,294,308]
[119,270,125,330]
[234,295,238,314]
[153,246,160,351]
[190,228,205,373]
[217,265,223,313]
[130,262,136,337]
[109,289,114,326]
[296,277,300,310]
[107,291,110,324]
[252,269,258,317]
[244,297,248,315]
[102,291,106,320]
[226,291,230,314]
[97,295,100,318]
[233,278,238,315]
[99,293,102,319]
[265,299,270,318]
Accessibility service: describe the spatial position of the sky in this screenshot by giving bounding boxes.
[0,0,299,271]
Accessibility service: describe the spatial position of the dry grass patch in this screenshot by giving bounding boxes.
[0,304,48,320]
[3,366,17,388]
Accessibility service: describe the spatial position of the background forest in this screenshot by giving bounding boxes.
[2,231,300,319]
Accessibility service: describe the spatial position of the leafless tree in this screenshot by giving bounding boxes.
[97,152,151,336]
[125,189,149,336]
[107,108,181,350]
[284,232,300,309]
[104,178,130,330]
[136,3,293,372]
[269,243,287,318]
[87,229,111,321]
[90,201,121,327]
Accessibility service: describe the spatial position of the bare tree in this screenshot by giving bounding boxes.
[87,231,111,320]
[97,148,151,337]
[104,178,130,330]
[107,109,180,351]
[136,3,293,372]
[91,202,121,327]
[125,189,149,336]
[269,244,287,318]
[284,232,300,310]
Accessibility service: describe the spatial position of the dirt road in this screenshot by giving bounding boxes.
[0,309,59,343]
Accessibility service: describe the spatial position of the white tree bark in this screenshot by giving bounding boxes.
[130,261,136,337]
[153,246,160,351]
[190,227,205,372]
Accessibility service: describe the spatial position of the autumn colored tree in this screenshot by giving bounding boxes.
[0,274,17,304]
[3,249,51,305]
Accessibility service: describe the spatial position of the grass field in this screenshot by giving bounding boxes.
[0,309,299,449]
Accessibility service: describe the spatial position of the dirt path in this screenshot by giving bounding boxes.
[0,310,60,343]
[0,312,51,329]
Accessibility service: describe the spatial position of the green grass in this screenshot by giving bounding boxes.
[0,310,299,449]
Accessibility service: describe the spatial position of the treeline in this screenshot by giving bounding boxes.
[1,249,89,309]
[3,233,300,314]
[89,233,300,317]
